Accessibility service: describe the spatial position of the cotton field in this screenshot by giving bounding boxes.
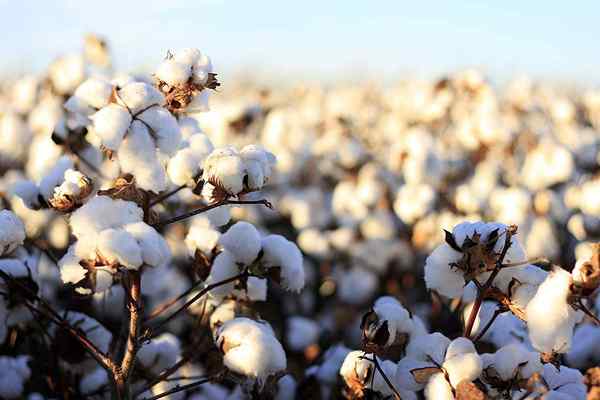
[2,36,600,400]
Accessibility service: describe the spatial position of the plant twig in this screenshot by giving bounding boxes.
[148,272,250,333]
[472,307,504,342]
[138,376,215,400]
[153,199,272,228]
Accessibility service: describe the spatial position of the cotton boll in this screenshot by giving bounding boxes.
[116,82,164,114]
[366,296,414,347]
[203,147,245,195]
[185,221,221,256]
[118,120,167,193]
[13,179,42,209]
[244,277,267,302]
[406,332,451,365]
[275,374,297,400]
[12,76,38,113]
[0,210,25,256]
[286,316,320,351]
[486,344,543,382]
[90,104,132,150]
[206,250,240,299]
[526,268,583,354]
[424,244,464,298]
[216,318,286,381]
[70,196,143,242]
[137,333,181,374]
[79,367,108,395]
[156,59,192,86]
[97,228,143,270]
[423,372,454,400]
[137,106,182,155]
[297,228,331,258]
[59,245,89,287]
[0,356,31,399]
[219,221,261,265]
[444,352,483,388]
[167,132,214,186]
[240,145,277,191]
[65,78,113,114]
[123,222,171,267]
[48,54,85,95]
[38,156,74,200]
[565,324,600,368]
[541,364,586,399]
[261,234,305,292]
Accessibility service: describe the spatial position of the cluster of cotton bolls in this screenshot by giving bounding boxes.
[2,37,600,399]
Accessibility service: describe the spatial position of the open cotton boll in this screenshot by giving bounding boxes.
[0,356,31,399]
[243,276,267,302]
[116,82,164,114]
[337,266,378,305]
[48,54,85,95]
[240,145,277,191]
[167,133,214,186]
[173,48,203,65]
[90,104,132,150]
[155,59,191,86]
[97,228,143,270]
[79,367,108,395]
[541,364,587,399]
[307,344,351,385]
[137,333,181,374]
[219,221,262,265]
[286,316,320,351]
[394,183,436,225]
[202,147,246,195]
[185,221,221,256]
[13,179,42,209]
[406,332,451,365]
[123,222,170,267]
[118,120,168,193]
[187,90,211,112]
[70,196,143,241]
[64,78,113,114]
[485,343,543,382]
[205,250,240,299]
[216,318,286,381]
[260,234,305,292]
[424,244,464,298]
[38,156,74,200]
[526,267,583,354]
[364,296,414,347]
[423,372,454,400]
[0,210,26,256]
[136,106,181,155]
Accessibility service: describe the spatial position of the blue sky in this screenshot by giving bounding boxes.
[2,1,599,83]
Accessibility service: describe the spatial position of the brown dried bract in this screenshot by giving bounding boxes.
[158,74,220,114]
[455,381,487,400]
[98,174,158,223]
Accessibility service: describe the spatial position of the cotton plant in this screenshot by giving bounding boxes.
[202,221,304,300]
[58,195,170,294]
[395,334,483,399]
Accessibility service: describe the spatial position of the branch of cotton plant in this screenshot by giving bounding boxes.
[153,198,273,228]
[358,354,402,400]
[472,307,505,343]
[144,278,205,322]
[147,271,252,333]
[573,299,600,325]
[133,355,196,397]
[138,375,217,400]
[464,226,517,338]
[119,270,143,391]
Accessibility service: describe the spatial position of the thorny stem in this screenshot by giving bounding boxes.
[147,271,251,333]
[153,199,272,228]
[138,376,215,400]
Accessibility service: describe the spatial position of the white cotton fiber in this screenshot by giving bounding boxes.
[219,221,262,265]
[526,267,583,353]
[124,222,171,267]
[424,244,464,298]
[97,228,143,270]
[91,104,132,150]
[116,82,164,114]
[206,250,239,299]
[137,106,181,155]
[261,234,305,292]
[156,59,191,86]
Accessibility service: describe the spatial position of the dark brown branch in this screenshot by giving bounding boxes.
[138,376,215,400]
[153,199,272,228]
[144,279,205,322]
[120,270,143,380]
[472,307,504,343]
[147,271,250,333]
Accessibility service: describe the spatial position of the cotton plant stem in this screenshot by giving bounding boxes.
[138,376,214,400]
[147,272,250,333]
[153,199,272,228]
[133,356,195,397]
[472,308,504,343]
[144,278,206,322]
[116,270,143,399]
